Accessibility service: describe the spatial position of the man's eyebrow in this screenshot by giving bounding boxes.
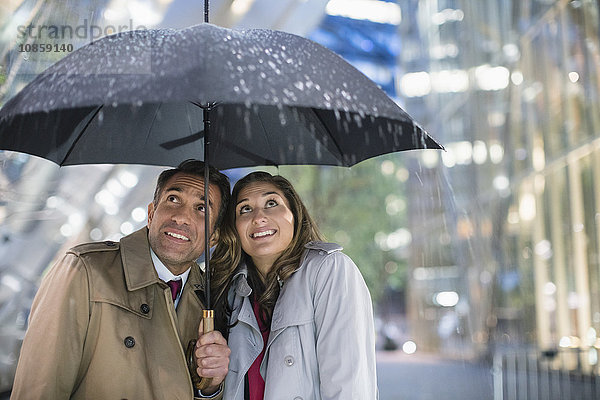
[164,186,183,193]
[165,186,212,206]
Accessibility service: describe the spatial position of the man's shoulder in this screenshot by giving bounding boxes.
[68,228,148,257]
[68,240,121,256]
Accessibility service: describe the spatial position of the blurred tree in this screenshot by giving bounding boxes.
[278,155,411,305]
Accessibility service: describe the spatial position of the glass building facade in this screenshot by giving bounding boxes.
[399,0,600,373]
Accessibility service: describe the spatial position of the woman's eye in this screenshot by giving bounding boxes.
[265,199,278,208]
[239,205,251,214]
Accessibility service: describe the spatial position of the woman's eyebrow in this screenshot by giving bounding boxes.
[236,191,279,206]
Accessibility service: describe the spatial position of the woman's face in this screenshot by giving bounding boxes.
[235,182,295,275]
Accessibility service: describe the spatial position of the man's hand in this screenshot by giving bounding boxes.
[195,318,230,394]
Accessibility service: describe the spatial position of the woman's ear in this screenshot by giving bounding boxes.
[210,229,220,248]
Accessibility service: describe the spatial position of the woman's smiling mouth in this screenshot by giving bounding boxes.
[251,230,276,238]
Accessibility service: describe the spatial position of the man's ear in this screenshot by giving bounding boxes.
[147,202,155,226]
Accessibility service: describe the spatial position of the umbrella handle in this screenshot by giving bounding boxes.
[186,310,214,392]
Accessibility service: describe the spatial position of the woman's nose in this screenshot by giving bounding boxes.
[252,209,267,224]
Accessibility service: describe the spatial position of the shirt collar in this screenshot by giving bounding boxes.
[150,248,191,288]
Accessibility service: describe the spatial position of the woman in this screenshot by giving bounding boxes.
[211,171,378,399]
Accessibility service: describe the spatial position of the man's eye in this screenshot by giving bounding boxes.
[197,204,206,212]
[167,195,178,202]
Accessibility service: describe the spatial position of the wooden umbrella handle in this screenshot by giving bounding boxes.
[187,310,214,391]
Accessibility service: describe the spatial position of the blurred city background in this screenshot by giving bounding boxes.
[1,0,599,399]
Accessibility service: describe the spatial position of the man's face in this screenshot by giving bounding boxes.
[147,172,222,275]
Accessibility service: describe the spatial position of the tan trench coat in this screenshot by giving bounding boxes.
[11,227,214,400]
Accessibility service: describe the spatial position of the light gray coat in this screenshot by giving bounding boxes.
[223,242,378,400]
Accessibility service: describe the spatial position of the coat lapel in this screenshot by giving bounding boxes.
[176,264,205,343]
[119,227,204,346]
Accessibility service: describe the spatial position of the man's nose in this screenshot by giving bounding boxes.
[172,207,194,225]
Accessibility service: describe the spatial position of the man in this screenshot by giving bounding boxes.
[11,160,231,399]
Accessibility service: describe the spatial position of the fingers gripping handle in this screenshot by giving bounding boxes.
[187,310,214,391]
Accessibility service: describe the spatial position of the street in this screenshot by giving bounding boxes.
[377,351,494,400]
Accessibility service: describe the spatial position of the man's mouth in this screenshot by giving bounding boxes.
[166,231,190,241]
[251,230,276,238]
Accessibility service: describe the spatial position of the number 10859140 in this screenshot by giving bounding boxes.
[18,43,74,53]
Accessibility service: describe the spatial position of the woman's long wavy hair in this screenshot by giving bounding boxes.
[211,171,324,336]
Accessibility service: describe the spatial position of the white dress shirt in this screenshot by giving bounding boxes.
[150,249,190,308]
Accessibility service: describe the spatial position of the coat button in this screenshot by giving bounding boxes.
[284,355,294,366]
[140,304,150,314]
[124,336,135,348]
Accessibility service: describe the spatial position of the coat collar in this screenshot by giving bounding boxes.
[231,263,252,298]
[229,242,343,332]
[231,241,343,299]
[120,227,161,291]
[272,242,342,331]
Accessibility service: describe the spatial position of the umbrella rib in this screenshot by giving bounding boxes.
[61,105,104,165]
[308,108,346,165]
[147,103,163,147]
[186,102,280,167]
[255,107,280,165]
[220,140,279,166]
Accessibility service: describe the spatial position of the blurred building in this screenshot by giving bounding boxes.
[401,0,600,374]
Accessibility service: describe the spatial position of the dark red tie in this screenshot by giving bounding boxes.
[166,280,182,301]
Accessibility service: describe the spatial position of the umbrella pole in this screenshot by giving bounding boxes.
[190,1,215,388]
[196,105,215,392]
[187,103,215,392]
[203,106,213,311]
[203,107,212,311]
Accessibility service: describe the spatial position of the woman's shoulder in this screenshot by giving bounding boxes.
[303,241,343,254]
[297,242,367,293]
[300,241,355,272]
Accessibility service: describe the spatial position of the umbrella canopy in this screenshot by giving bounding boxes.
[0,22,443,329]
[0,23,441,169]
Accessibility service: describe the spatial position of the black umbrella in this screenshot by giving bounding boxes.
[0,21,442,387]
[0,24,440,168]
[0,22,441,268]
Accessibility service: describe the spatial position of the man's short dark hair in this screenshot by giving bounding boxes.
[153,160,231,230]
